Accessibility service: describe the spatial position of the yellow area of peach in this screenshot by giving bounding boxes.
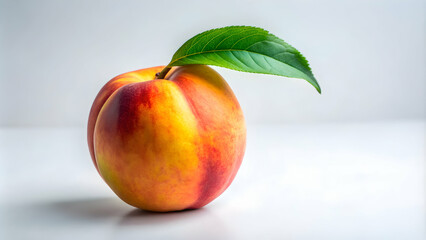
[95,80,202,212]
[169,65,247,204]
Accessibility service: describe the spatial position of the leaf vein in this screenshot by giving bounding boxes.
[200,28,233,52]
[214,28,252,49]
[230,33,264,49]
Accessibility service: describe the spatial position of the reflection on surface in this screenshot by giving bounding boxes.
[120,208,205,226]
[115,206,231,239]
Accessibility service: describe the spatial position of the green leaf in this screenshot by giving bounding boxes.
[167,26,321,93]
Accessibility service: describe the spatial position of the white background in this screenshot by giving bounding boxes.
[0,0,425,239]
[1,0,425,126]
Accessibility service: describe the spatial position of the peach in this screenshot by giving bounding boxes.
[87,65,246,212]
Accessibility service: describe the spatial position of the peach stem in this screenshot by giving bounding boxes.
[155,66,172,79]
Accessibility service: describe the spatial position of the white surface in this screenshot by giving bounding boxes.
[0,121,425,240]
[1,0,425,126]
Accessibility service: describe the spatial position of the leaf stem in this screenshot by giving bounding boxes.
[155,66,172,79]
